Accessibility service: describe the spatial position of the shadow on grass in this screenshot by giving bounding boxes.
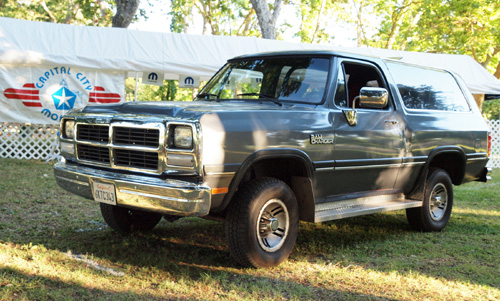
[1,158,498,296]
[1,221,394,299]
[3,200,500,294]
[0,267,158,300]
[4,208,500,290]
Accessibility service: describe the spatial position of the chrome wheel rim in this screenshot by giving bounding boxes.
[429,183,448,221]
[257,199,289,252]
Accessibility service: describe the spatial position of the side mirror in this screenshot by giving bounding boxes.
[343,87,389,126]
[358,87,388,109]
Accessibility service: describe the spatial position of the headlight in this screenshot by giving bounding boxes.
[173,125,193,149]
[63,119,75,139]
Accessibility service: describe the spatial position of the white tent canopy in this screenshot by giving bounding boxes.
[1,17,500,94]
[332,47,500,95]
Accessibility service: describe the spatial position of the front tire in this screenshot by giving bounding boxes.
[100,203,162,233]
[406,169,453,232]
[225,178,299,268]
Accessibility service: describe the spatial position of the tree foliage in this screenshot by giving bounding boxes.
[0,0,145,28]
[294,0,337,43]
[365,0,500,76]
[0,0,113,26]
[125,78,194,102]
[170,0,259,36]
[4,0,500,102]
[482,98,500,120]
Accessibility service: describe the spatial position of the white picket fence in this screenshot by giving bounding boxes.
[1,120,500,168]
[0,123,60,161]
[489,119,500,168]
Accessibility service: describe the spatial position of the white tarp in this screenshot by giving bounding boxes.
[331,47,500,95]
[1,17,500,120]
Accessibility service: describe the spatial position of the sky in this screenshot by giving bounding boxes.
[128,1,359,47]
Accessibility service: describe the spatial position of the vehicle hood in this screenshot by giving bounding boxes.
[78,100,314,121]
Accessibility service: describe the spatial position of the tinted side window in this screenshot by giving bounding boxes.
[334,61,388,110]
[334,65,347,107]
[387,62,470,112]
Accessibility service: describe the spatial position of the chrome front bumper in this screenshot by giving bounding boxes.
[478,167,492,183]
[54,161,211,217]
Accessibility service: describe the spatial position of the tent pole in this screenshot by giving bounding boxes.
[134,72,138,102]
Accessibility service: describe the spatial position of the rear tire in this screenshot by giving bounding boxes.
[100,203,162,233]
[406,169,453,232]
[225,177,299,268]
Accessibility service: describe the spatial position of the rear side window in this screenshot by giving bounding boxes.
[386,62,470,112]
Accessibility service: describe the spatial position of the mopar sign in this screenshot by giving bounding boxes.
[142,71,164,86]
[148,73,158,81]
[179,75,200,88]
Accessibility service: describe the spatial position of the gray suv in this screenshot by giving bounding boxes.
[54,51,491,268]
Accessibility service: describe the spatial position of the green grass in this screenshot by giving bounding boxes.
[1,158,499,300]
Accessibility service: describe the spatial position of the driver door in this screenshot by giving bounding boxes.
[327,59,404,197]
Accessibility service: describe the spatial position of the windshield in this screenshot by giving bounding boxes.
[197,57,330,104]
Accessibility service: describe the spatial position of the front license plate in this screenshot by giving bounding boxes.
[92,182,117,205]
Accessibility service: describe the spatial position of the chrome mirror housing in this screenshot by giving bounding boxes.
[359,87,388,109]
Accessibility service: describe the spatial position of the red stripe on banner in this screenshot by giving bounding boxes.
[4,92,40,100]
[4,86,40,101]
[89,92,121,98]
[90,87,121,103]
[89,97,121,103]
[5,89,39,95]
[22,102,43,107]
[5,88,39,95]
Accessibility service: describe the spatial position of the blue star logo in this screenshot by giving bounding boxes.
[52,87,76,110]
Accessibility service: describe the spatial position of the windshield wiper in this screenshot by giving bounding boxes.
[196,93,219,101]
[237,93,283,107]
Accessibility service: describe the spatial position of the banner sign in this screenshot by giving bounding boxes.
[179,75,200,88]
[0,65,124,124]
[142,71,164,86]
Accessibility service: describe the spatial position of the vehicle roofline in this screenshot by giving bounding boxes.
[229,50,454,74]
[228,50,382,62]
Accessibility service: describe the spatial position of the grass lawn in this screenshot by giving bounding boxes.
[1,158,499,300]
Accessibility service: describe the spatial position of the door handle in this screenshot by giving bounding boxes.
[384,120,398,125]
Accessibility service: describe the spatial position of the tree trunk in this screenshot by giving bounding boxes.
[63,3,81,24]
[473,94,485,111]
[237,9,255,36]
[112,0,140,28]
[250,0,282,39]
[98,0,108,20]
[41,1,58,23]
[495,61,500,79]
[353,0,367,46]
[311,0,326,43]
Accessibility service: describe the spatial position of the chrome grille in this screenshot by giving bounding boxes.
[113,127,159,147]
[114,149,159,170]
[77,124,109,143]
[66,120,199,175]
[73,123,162,172]
[77,144,110,164]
